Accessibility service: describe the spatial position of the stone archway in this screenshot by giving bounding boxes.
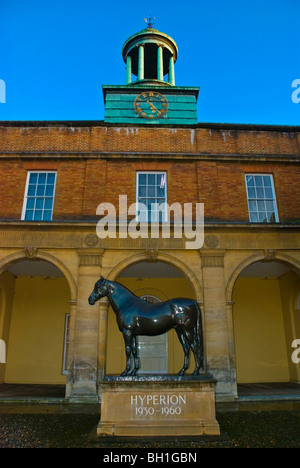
[104,252,202,377]
[107,251,202,302]
[228,255,300,386]
[0,253,74,388]
[0,250,77,301]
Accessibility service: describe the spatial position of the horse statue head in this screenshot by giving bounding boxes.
[88,276,112,305]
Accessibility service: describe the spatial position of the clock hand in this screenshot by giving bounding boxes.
[147,100,158,111]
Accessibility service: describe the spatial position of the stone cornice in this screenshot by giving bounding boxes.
[0,120,299,132]
[0,151,299,163]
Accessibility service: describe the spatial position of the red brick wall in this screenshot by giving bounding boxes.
[0,158,299,222]
[0,123,299,222]
[0,124,299,155]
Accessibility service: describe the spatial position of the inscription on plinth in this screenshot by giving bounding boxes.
[97,376,220,437]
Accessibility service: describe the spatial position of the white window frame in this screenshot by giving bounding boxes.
[136,171,167,223]
[62,313,70,375]
[245,174,279,223]
[21,171,57,221]
[136,295,168,374]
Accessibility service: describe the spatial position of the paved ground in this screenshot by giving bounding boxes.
[0,383,299,448]
[0,401,299,448]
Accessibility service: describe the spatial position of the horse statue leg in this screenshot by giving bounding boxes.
[175,328,190,376]
[121,331,140,376]
[185,326,204,376]
[121,331,133,376]
[128,335,139,376]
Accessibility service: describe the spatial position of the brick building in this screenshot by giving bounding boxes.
[0,23,299,401]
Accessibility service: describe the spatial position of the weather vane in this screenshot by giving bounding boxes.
[143,15,156,29]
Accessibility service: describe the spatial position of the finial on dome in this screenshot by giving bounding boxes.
[143,15,156,29]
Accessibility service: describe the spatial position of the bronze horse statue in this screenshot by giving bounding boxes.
[88,277,204,377]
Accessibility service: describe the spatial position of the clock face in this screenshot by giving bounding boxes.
[134,91,168,119]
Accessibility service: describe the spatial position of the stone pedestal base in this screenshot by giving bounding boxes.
[97,375,220,437]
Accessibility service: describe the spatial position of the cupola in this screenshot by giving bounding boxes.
[102,19,199,125]
[122,17,178,87]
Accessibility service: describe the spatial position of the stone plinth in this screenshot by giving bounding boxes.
[97,375,220,437]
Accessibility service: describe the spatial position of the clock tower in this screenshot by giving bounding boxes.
[102,19,199,124]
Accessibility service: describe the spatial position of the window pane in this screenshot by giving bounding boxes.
[249,212,258,222]
[26,198,35,210]
[256,187,264,198]
[34,210,43,221]
[263,175,272,187]
[157,173,166,188]
[148,174,156,185]
[35,198,44,210]
[138,186,146,197]
[29,173,38,184]
[25,210,34,221]
[148,186,156,197]
[157,186,165,197]
[148,198,156,210]
[139,173,146,185]
[27,185,36,196]
[246,175,254,186]
[38,173,46,184]
[45,185,54,196]
[258,212,267,222]
[247,187,256,198]
[139,210,148,222]
[43,210,52,221]
[137,198,147,208]
[36,185,45,196]
[266,200,274,211]
[254,175,263,186]
[265,187,273,199]
[248,200,257,211]
[47,173,55,184]
[257,200,265,211]
[44,198,53,210]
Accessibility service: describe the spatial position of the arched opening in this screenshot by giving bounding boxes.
[0,258,71,387]
[105,260,198,376]
[232,259,300,389]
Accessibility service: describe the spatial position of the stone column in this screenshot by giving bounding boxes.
[138,44,144,81]
[126,55,132,84]
[168,55,175,85]
[226,301,238,398]
[70,249,103,401]
[201,252,233,399]
[157,44,163,81]
[65,299,77,399]
[98,298,109,382]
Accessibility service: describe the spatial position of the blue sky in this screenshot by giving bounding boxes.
[1,0,299,125]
